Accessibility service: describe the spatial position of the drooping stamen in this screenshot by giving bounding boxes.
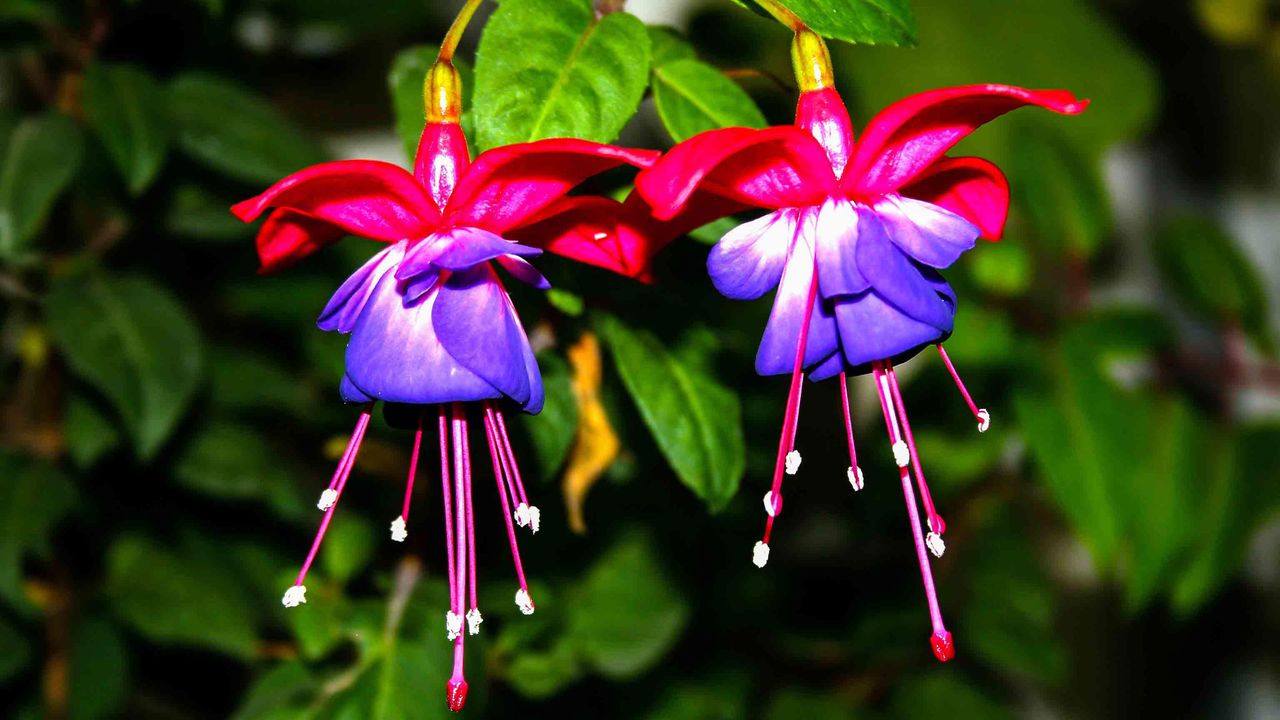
[439,407,461,640]
[936,344,990,433]
[756,258,820,566]
[317,408,373,510]
[482,408,535,615]
[391,413,425,542]
[872,362,952,662]
[457,405,481,636]
[493,407,540,533]
[838,371,864,492]
[884,362,946,539]
[447,404,471,702]
[284,407,372,606]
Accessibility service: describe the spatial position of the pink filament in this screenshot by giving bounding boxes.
[459,409,479,613]
[872,362,948,638]
[838,371,860,478]
[402,413,424,522]
[449,403,470,684]
[483,408,531,592]
[294,409,372,586]
[936,344,983,422]
[885,362,945,535]
[492,408,530,508]
[438,407,458,619]
[762,258,820,545]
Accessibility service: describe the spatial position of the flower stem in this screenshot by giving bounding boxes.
[438,0,486,63]
[752,0,806,31]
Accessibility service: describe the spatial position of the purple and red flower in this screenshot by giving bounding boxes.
[233,61,657,710]
[634,29,1087,663]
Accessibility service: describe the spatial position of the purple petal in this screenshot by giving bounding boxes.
[517,331,544,414]
[396,233,450,281]
[400,268,441,305]
[807,349,845,382]
[855,212,953,330]
[318,242,405,333]
[875,195,979,268]
[431,226,541,271]
[340,373,373,403]
[815,198,870,298]
[433,266,536,406]
[755,234,840,376]
[707,209,796,300]
[833,285,956,369]
[496,254,551,289]
[344,266,501,404]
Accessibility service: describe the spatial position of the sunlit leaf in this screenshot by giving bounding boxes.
[729,0,917,46]
[652,59,766,143]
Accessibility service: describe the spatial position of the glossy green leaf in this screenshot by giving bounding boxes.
[68,616,129,720]
[1155,216,1271,347]
[168,74,325,184]
[503,638,583,698]
[524,352,579,479]
[473,0,650,150]
[46,273,204,460]
[730,0,916,46]
[653,59,766,143]
[0,454,77,607]
[566,533,688,678]
[105,534,258,657]
[0,113,83,258]
[387,45,473,160]
[648,26,697,67]
[83,62,172,194]
[0,614,30,682]
[599,316,746,511]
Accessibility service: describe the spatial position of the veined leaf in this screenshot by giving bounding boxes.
[652,59,766,143]
[83,62,172,194]
[729,0,917,46]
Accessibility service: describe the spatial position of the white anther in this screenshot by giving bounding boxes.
[515,589,535,615]
[527,505,541,534]
[847,466,865,492]
[281,585,307,608]
[892,441,910,468]
[785,450,802,475]
[466,608,483,635]
[762,491,781,517]
[752,541,770,568]
[389,515,408,542]
[977,409,991,433]
[926,531,946,558]
[445,611,463,640]
[514,502,530,528]
[317,488,338,511]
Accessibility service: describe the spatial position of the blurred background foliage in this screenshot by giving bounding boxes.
[1,0,1278,718]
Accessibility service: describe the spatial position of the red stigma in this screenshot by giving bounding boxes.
[447,680,469,712]
[931,631,955,662]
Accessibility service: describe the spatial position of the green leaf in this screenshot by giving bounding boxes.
[230,662,316,720]
[1008,122,1111,257]
[0,454,77,607]
[0,614,30,682]
[503,638,584,698]
[524,352,579,479]
[174,423,308,522]
[387,45,473,161]
[598,316,746,511]
[566,533,688,678]
[733,0,917,46]
[168,74,325,184]
[46,272,204,460]
[652,59,766,143]
[844,0,1157,159]
[473,0,650,150]
[321,514,375,585]
[1155,216,1271,348]
[889,675,1012,720]
[68,616,129,720]
[83,62,172,194]
[166,184,253,242]
[0,113,83,259]
[105,534,258,657]
[64,392,121,468]
[647,26,697,68]
[969,240,1033,296]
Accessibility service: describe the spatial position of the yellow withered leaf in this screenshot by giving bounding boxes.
[562,332,620,534]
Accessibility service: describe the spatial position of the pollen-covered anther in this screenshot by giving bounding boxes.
[514,502,530,528]
[527,505,541,534]
[977,409,991,433]
[785,450,802,475]
[847,466,865,492]
[316,488,338,511]
[281,585,307,608]
[752,541,770,568]
[892,441,910,468]
[445,611,463,640]
[389,515,408,542]
[466,608,483,635]
[515,588,535,615]
[926,531,946,558]
[762,491,782,517]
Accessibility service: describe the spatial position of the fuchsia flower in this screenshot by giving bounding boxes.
[634,30,1087,663]
[233,61,657,711]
